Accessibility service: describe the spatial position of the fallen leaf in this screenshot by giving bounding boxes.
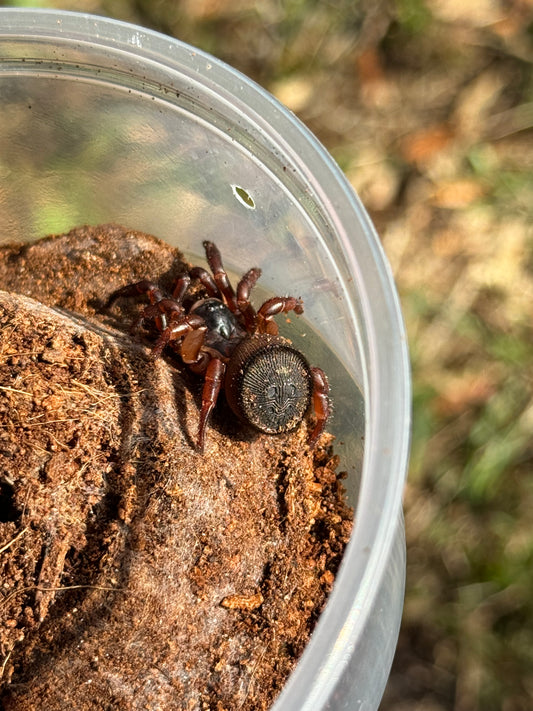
[400,124,454,166]
[432,179,485,208]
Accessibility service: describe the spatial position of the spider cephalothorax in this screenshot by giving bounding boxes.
[107,241,330,451]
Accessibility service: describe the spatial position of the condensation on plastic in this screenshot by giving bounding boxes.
[0,10,411,710]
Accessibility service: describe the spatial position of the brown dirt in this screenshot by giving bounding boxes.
[0,224,353,710]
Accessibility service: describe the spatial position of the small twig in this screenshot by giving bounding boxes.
[0,385,33,397]
[71,379,146,402]
[0,650,12,680]
[0,351,42,361]
[23,418,83,427]
[0,527,28,554]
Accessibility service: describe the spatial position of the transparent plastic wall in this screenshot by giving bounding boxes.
[0,10,411,710]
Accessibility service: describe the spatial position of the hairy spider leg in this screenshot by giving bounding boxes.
[236,267,262,331]
[203,240,239,313]
[256,296,304,335]
[197,357,226,452]
[307,367,330,448]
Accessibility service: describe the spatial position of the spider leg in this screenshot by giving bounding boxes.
[172,273,191,302]
[197,357,226,452]
[236,267,261,331]
[107,280,168,332]
[236,267,261,303]
[150,313,205,359]
[256,296,304,335]
[106,280,164,308]
[307,367,330,448]
[131,298,183,336]
[189,266,222,299]
[203,241,239,313]
[130,303,161,335]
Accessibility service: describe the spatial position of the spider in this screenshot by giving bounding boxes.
[106,241,330,452]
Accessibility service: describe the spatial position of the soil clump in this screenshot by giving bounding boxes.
[0,224,353,710]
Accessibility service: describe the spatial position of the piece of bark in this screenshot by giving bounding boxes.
[0,225,353,710]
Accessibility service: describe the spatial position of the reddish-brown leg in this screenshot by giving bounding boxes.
[189,266,222,299]
[197,357,226,451]
[236,267,261,303]
[107,280,168,331]
[131,298,184,336]
[172,273,191,301]
[203,241,239,313]
[307,367,330,448]
[106,279,165,308]
[236,267,261,331]
[256,296,304,335]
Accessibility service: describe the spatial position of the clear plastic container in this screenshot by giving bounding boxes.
[0,9,411,710]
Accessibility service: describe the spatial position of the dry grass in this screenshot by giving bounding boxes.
[5,0,533,708]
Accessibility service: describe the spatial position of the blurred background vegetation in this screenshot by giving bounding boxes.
[3,0,532,709]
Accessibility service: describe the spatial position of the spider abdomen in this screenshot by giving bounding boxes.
[225,334,312,434]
